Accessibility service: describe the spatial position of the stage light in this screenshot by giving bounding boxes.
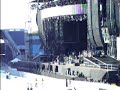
[83,14,87,20]
[71,16,74,21]
[79,16,82,21]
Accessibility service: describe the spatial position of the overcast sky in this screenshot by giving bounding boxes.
[1,0,32,29]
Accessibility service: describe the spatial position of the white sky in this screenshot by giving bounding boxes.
[1,0,32,29]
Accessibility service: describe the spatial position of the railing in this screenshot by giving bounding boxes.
[83,57,119,70]
[92,56,119,70]
[100,64,118,70]
[83,57,101,68]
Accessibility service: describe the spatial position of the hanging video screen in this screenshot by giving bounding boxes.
[41,4,87,19]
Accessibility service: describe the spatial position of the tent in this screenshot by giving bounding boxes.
[10,58,21,63]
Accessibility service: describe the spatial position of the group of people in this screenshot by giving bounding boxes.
[27,83,33,90]
[52,49,106,65]
[82,50,93,58]
[27,78,44,90]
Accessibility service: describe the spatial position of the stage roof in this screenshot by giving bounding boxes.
[31,0,53,2]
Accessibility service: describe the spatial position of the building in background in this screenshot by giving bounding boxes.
[1,29,27,62]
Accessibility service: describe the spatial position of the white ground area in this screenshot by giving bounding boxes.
[1,68,120,90]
